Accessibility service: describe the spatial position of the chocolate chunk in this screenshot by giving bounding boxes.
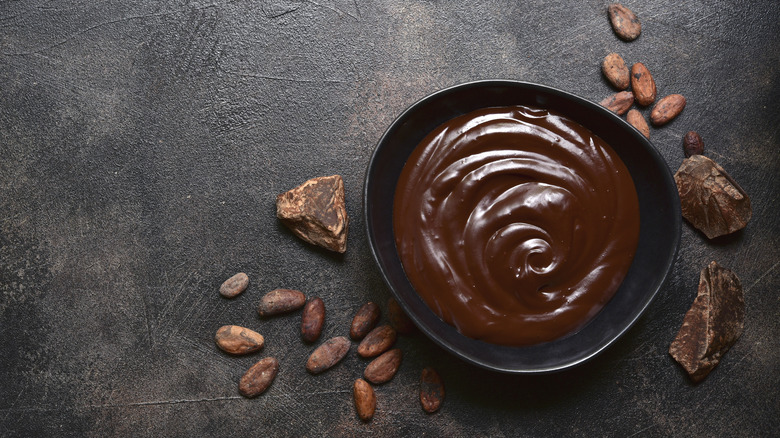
[669,261,745,382]
[674,155,752,239]
[276,175,348,253]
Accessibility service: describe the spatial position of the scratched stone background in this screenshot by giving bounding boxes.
[1,0,778,436]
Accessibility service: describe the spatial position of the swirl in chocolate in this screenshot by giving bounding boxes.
[393,105,640,346]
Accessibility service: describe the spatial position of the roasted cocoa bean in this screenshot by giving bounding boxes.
[350,302,380,340]
[215,325,264,355]
[600,91,634,115]
[301,297,325,343]
[631,62,657,106]
[353,378,376,422]
[608,3,641,41]
[626,109,650,138]
[364,349,402,384]
[257,289,306,317]
[387,298,415,335]
[219,272,249,298]
[238,357,279,398]
[420,367,444,413]
[357,325,397,358]
[602,52,630,90]
[650,94,686,126]
[306,336,351,374]
[683,131,704,157]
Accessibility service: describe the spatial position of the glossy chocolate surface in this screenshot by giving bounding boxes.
[393,105,640,346]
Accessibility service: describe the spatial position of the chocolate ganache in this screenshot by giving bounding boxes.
[393,105,640,346]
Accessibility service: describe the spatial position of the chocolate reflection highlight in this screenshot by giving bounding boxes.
[393,105,640,346]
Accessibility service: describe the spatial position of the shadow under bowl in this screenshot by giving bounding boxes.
[363,80,681,374]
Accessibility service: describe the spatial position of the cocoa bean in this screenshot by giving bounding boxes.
[276,175,349,253]
[683,131,704,157]
[353,378,376,422]
[214,325,264,355]
[350,302,380,340]
[631,62,657,106]
[650,94,686,126]
[306,336,351,374]
[600,91,634,115]
[608,3,641,41]
[602,52,630,90]
[626,109,650,138]
[238,357,279,398]
[420,367,444,413]
[257,289,306,317]
[219,272,249,298]
[387,298,415,335]
[357,325,397,358]
[301,297,325,343]
[363,349,402,384]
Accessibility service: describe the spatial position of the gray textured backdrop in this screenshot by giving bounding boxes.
[1,1,778,436]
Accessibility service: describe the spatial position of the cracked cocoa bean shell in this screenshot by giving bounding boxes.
[215,325,265,355]
[306,336,351,374]
[239,357,279,398]
[257,288,306,317]
[357,325,396,358]
[363,348,402,384]
[669,261,744,382]
[301,297,325,343]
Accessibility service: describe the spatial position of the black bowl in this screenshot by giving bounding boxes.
[363,80,681,373]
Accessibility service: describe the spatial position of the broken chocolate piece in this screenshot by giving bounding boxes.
[674,155,752,239]
[276,175,348,253]
[669,261,745,382]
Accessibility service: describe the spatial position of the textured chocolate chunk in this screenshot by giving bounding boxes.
[669,261,745,382]
[276,175,348,253]
[674,155,752,239]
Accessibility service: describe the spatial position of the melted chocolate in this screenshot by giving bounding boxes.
[393,105,640,346]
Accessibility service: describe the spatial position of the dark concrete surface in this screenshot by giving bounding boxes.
[1,1,778,436]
